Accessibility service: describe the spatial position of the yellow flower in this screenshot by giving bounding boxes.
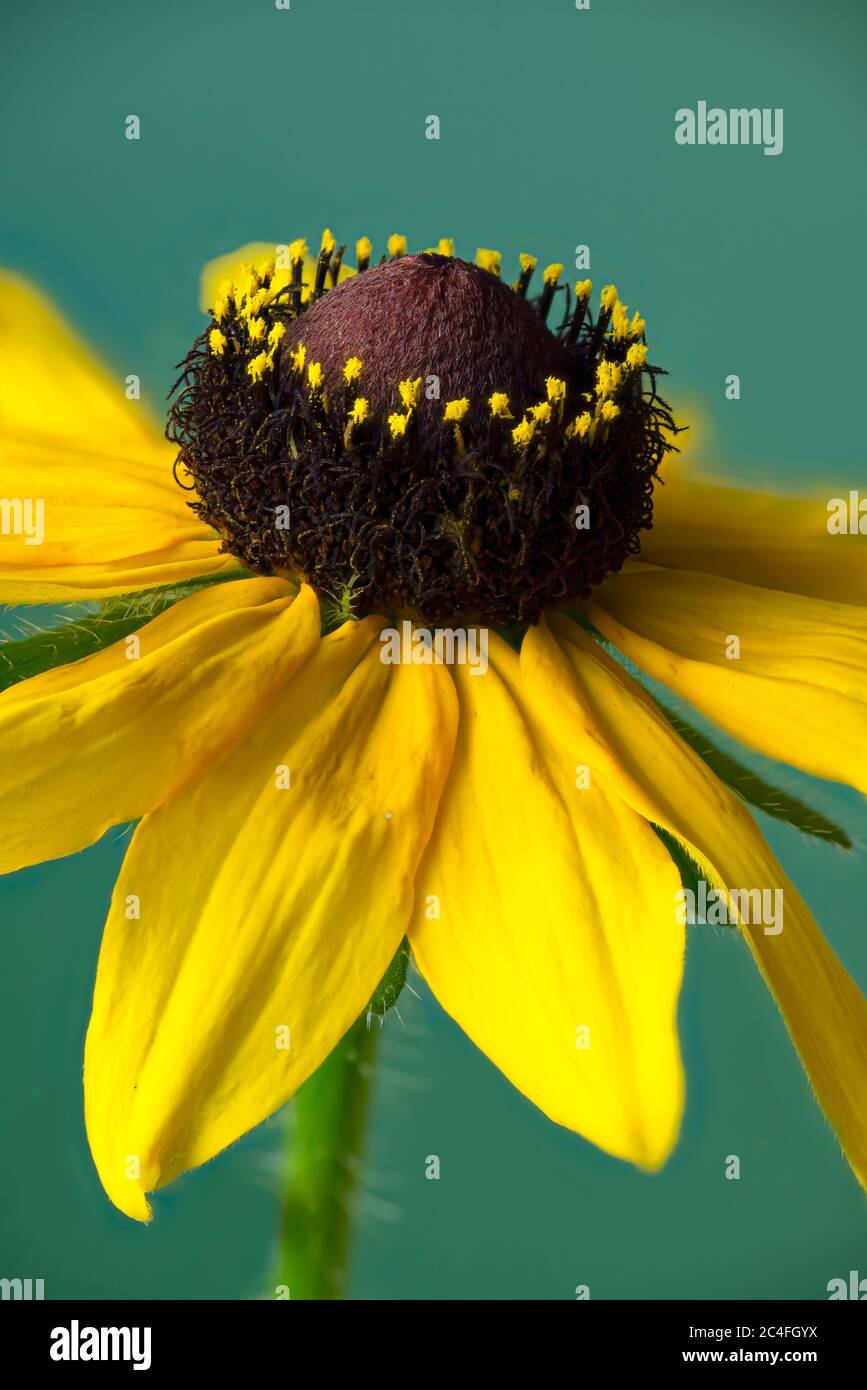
[208,328,227,356]
[247,350,271,382]
[546,377,566,404]
[476,248,501,277]
[398,377,423,410]
[595,360,622,398]
[489,392,511,418]
[626,342,648,370]
[512,418,536,449]
[342,356,363,385]
[611,301,630,339]
[443,397,470,422]
[567,411,592,439]
[267,321,286,350]
[2,250,867,1230]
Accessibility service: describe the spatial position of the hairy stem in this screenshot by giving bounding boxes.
[275,1013,378,1301]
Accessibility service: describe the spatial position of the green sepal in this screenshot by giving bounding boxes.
[652,823,705,901]
[367,937,411,1018]
[0,571,246,694]
[655,700,852,849]
[574,616,852,851]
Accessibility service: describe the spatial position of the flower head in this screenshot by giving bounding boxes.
[169,246,675,628]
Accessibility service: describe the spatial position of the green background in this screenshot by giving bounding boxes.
[1,0,866,1299]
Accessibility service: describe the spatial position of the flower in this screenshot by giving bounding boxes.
[1,235,866,1226]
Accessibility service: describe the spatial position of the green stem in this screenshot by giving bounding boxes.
[275,1012,378,1301]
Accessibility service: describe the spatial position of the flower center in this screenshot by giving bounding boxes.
[169,237,678,627]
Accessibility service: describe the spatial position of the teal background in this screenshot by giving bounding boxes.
[1,0,866,1299]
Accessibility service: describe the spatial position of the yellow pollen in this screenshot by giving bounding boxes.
[320,227,336,257]
[209,328,228,356]
[343,356,364,384]
[530,402,552,425]
[267,321,286,349]
[356,235,373,264]
[574,279,592,300]
[235,264,258,302]
[595,360,623,398]
[349,397,370,425]
[290,343,307,373]
[600,284,618,313]
[630,311,646,338]
[512,419,536,449]
[489,392,512,419]
[399,377,423,410]
[240,288,268,319]
[444,397,471,422]
[247,351,271,382]
[247,317,266,343]
[611,301,630,339]
[546,376,567,404]
[476,248,502,276]
[626,342,648,370]
[388,412,409,438]
[519,253,537,273]
[307,361,324,391]
[600,400,620,423]
[388,233,407,258]
[289,238,307,265]
[567,412,592,439]
[543,263,563,286]
[437,238,455,256]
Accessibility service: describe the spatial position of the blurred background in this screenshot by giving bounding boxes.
[1,0,866,1299]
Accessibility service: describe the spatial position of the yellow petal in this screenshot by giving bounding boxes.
[523,615,867,1191]
[0,272,233,601]
[643,455,867,606]
[587,566,867,794]
[84,621,457,1220]
[0,578,319,874]
[410,635,685,1169]
[0,271,162,450]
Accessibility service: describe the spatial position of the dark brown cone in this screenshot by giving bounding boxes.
[281,253,581,414]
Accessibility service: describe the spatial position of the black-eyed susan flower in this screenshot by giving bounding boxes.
[1,233,866,1225]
